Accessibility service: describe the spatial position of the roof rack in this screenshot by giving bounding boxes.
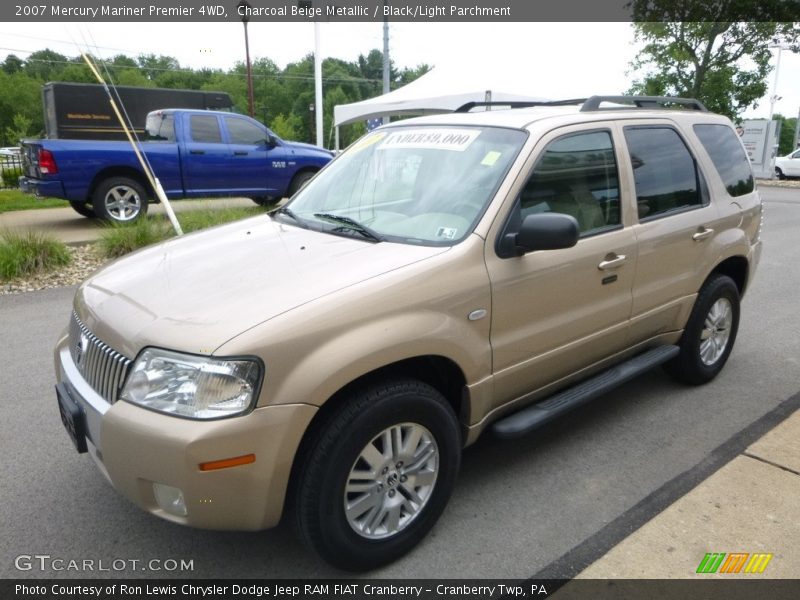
[455,98,587,113]
[579,95,708,112]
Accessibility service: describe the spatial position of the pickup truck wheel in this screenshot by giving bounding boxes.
[664,274,740,385]
[69,201,96,218]
[288,170,315,196]
[294,380,460,571]
[93,177,148,222]
[250,196,278,207]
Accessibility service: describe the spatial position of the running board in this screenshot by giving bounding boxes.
[491,345,680,440]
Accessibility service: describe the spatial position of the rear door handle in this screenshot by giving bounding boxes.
[598,254,627,270]
[234,151,248,156]
[692,227,714,241]
[190,150,205,155]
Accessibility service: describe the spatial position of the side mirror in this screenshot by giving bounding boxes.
[503,213,579,256]
[265,134,278,148]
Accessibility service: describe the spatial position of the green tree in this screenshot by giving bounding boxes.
[774,114,798,155]
[2,54,24,75]
[23,49,70,81]
[627,11,798,118]
[4,113,33,145]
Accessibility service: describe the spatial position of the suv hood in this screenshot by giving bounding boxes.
[76,217,447,359]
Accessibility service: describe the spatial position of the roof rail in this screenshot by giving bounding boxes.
[580,95,708,112]
[455,98,587,113]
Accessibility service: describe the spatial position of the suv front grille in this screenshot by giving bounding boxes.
[68,312,132,404]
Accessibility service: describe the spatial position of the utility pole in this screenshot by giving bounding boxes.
[237,0,255,118]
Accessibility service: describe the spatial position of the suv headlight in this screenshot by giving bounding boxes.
[120,348,262,419]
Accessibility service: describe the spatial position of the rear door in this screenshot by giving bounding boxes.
[620,121,723,342]
[181,113,231,195]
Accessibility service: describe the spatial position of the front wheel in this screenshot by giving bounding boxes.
[664,274,740,385]
[775,167,785,180]
[92,177,148,223]
[294,380,461,571]
[288,170,316,196]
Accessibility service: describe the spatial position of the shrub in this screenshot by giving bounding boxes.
[0,229,71,279]
[1,167,23,188]
[96,218,172,259]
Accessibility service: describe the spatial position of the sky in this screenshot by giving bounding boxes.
[0,21,798,120]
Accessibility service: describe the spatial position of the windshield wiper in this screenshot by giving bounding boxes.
[312,213,384,243]
[272,205,307,227]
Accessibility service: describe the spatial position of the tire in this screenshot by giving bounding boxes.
[294,379,461,571]
[664,274,740,385]
[92,177,148,223]
[288,170,316,196]
[775,167,785,180]
[69,201,96,218]
[250,196,278,207]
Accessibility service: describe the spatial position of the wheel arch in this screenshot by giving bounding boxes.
[709,255,749,297]
[87,167,153,203]
[283,354,468,521]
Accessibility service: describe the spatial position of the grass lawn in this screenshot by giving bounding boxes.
[0,190,67,213]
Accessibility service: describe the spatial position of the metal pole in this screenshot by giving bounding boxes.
[382,1,390,124]
[244,21,255,118]
[314,22,323,148]
[767,45,784,124]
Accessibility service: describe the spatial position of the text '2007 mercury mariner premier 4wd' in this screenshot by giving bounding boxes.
[55,96,762,570]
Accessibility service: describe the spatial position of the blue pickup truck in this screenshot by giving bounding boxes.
[19,109,334,222]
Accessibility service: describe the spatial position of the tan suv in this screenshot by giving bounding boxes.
[55,96,762,571]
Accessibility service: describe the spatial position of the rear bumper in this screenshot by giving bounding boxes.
[19,176,65,199]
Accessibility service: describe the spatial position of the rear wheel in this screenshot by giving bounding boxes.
[69,201,96,218]
[250,196,278,207]
[664,274,740,385]
[294,379,461,571]
[92,177,148,223]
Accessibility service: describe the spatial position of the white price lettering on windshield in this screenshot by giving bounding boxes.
[379,129,480,151]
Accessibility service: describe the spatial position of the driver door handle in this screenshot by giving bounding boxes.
[598,254,627,270]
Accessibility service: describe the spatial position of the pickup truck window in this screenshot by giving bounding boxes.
[225,116,267,145]
[191,115,222,143]
[145,113,175,142]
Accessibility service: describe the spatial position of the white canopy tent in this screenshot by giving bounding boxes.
[332,65,549,149]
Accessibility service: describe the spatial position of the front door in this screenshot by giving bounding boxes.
[486,126,637,407]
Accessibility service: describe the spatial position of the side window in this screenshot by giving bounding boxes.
[144,114,175,142]
[624,126,702,219]
[792,149,800,159]
[225,117,267,145]
[693,124,754,197]
[190,115,222,143]
[518,130,620,235]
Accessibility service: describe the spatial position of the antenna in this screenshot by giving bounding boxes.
[75,27,183,235]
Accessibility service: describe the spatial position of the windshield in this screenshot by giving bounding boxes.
[284,125,527,245]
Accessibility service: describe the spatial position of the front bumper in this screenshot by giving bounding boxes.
[54,333,317,531]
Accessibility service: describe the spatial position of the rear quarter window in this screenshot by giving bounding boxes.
[693,124,754,197]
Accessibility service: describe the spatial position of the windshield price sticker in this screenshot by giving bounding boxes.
[379,129,480,152]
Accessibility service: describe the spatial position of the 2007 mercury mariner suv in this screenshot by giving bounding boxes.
[55,96,762,571]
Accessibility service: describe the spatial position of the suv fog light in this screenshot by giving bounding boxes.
[153,483,187,517]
